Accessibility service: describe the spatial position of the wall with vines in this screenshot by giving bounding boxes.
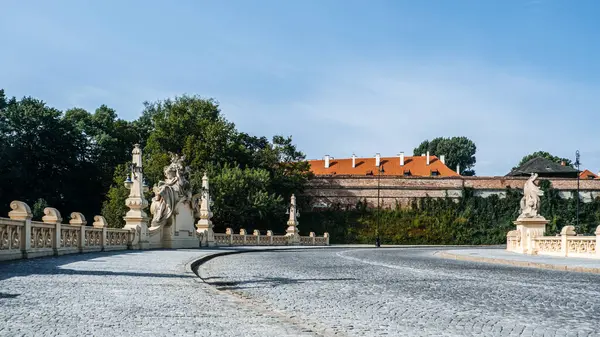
[300,181,600,245]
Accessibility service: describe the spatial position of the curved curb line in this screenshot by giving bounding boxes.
[184,248,337,337]
[435,251,600,275]
[186,247,314,279]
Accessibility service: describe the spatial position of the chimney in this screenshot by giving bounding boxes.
[352,153,356,168]
[399,152,405,166]
[421,153,426,157]
[426,151,430,165]
[440,155,445,165]
[456,163,460,175]
[375,153,381,167]
[324,155,330,168]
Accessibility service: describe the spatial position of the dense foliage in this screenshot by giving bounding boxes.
[0,90,141,219]
[413,136,477,176]
[2,88,597,245]
[0,90,310,232]
[300,181,600,244]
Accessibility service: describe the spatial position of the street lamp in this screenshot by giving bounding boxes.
[376,163,384,248]
[575,150,580,228]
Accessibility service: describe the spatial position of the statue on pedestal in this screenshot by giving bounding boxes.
[195,172,215,247]
[150,154,191,227]
[518,173,545,220]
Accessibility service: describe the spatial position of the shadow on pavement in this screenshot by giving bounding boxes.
[209,276,357,290]
[0,249,201,282]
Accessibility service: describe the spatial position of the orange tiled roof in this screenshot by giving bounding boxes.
[579,169,598,179]
[308,155,459,177]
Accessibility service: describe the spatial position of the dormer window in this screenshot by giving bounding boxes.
[403,169,411,176]
[431,169,440,176]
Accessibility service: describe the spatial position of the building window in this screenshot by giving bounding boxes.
[431,170,440,176]
[403,170,411,176]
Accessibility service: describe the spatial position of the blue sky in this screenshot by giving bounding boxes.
[2,0,599,176]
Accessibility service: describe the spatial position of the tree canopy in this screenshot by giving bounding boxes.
[0,92,139,217]
[0,90,310,233]
[100,95,311,231]
[413,136,477,176]
[514,151,573,170]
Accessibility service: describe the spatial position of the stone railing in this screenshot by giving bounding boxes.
[508,224,600,259]
[0,200,134,261]
[211,228,329,247]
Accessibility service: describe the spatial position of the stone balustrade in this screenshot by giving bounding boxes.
[212,228,329,247]
[507,224,600,259]
[0,200,134,261]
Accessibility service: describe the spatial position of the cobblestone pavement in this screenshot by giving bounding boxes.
[0,249,318,337]
[200,248,600,337]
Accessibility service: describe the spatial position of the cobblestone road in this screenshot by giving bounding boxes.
[200,248,600,337]
[0,249,317,337]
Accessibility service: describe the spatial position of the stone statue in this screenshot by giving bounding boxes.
[518,173,545,220]
[149,154,191,227]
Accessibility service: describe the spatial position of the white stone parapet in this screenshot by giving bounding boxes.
[212,229,329,247]
[0,201,135,261]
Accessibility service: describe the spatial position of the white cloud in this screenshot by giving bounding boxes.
[220,61,600,176]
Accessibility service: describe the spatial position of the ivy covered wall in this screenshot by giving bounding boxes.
[300,181,600,245]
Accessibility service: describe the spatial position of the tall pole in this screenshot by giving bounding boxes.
[376,164,383,248]
[576,150,580,228]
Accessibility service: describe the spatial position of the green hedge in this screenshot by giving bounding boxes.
[300,182,600,245]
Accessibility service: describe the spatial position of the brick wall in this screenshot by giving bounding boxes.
[305,175,600,208]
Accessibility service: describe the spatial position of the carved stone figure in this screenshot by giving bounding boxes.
[150,154,191,227]
[518,173,545,220]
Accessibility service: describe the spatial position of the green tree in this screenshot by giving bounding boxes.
[514,151,573,170]
[32,198,49,220]
[413,136,477,176]
[208,164,284,232]
[0,93,91,215]
[102,94,310,232]
[64,105,141,211]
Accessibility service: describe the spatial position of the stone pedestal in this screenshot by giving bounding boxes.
[285,220,300,245]
[513,217,548,255]
[196,220,215,247]
[285,194,300,245]
[195,173,215,247]
[162,202,199,249]
[123,144,150,250]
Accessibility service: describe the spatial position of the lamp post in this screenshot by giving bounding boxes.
[376,164,384,248]
[575,150,580,228]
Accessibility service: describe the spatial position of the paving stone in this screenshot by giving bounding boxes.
[200,247,600,337]
[0,249,316,337]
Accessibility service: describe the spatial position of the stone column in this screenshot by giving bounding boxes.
[42,207,63,255]
[226,228,233,246]
[513,218,548,255]
[123,144,150,249]
[267,230,273,245]
[560,225,576,257]
[595,226,600,258]
[69,212,87,252]
[324,232,330,246]
[253,230,260,245]
[310,232,316,245]
[285,194,300,245]
[195,173,215,247]
[240,229,247,245]
[9,201,32,258]
[93,216,108,251]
